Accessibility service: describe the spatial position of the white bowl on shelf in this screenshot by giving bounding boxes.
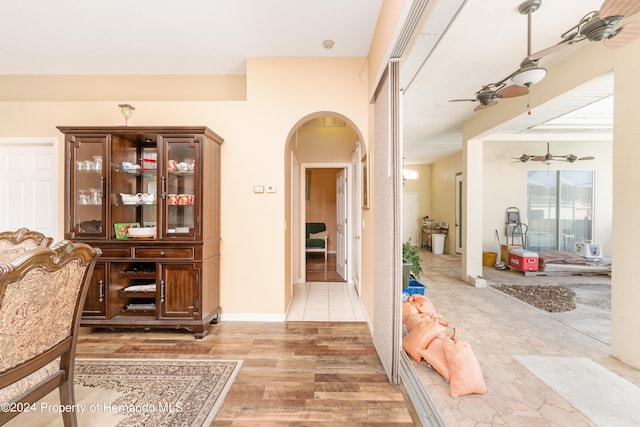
[127,227,156,238]
[121,193,142,204]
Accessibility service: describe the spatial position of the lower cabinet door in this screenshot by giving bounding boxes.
[83,262,107,317]
[158,263,199,319]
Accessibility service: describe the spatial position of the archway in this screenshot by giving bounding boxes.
[283,111,366,318]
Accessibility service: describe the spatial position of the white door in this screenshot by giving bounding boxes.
[455,173,463,254]
[0,138,58,238]
[336,169,348,280]
[402,192,420,246]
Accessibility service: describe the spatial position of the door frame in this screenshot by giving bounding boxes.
[455,173,463,254]
[351,141,362,295]
[335,168,348,281]
[299,162,352,283]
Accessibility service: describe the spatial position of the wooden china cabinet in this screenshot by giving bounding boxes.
[59,126,223,338]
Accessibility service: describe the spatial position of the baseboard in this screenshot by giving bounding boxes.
[220,313,286,322]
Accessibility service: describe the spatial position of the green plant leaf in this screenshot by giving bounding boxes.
[402,238,423,277]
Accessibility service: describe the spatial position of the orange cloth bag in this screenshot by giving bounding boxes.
[408,294,437,316]
[442,328,487,397]
[402,317,445,363]
[419,332,450,381]
[404,312,431,332]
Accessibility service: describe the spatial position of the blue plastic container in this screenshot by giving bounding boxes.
[405,279,426,296]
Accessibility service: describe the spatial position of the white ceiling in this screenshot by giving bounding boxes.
[1,0,618,164]
[0,0,382,75]
[400,0,615,164]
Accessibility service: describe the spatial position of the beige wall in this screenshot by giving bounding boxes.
[415,140,613,259]
[295,126,356,163]
[0,75,247,102]
[430,151,462,255]
[483,140,613,256]
[0,57,372,321]
[610,40,640,368]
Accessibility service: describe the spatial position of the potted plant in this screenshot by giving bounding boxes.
[402,239,423,288]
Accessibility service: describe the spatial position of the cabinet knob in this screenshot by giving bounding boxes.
[159,251,165,257]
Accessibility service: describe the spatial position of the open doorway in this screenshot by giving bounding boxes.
[285,113,365,322]
[302,165,349,283]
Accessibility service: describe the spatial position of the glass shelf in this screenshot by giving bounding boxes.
[112,167,158,177]
[113,203,157,207]
[167,170,195,176]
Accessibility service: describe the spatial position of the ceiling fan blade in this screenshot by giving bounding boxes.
[530,156,546,161]
[579,156,596,160]
[474,100,498,112]
[449,98,477,103]
[604,19,640,48]
[512,155,532,163]
[498,85,529,98]
[600,0,640,20]
[528,38,574,61]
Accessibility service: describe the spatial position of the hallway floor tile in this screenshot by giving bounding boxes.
[287,282,367,322]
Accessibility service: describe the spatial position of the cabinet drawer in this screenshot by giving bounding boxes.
[134,247,194,259]
[98,247,132,258]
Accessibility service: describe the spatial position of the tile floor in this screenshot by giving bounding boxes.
[286,281,367,321]
[286,252,640,426]
[409,250,640,426]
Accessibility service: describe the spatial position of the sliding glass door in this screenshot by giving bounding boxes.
[527,170,594,252]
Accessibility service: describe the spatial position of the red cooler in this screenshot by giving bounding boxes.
[509,249,539,271]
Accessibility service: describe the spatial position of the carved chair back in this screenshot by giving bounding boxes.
[0,240,100,427]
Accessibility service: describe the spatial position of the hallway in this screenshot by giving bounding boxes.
[287,254,365,322]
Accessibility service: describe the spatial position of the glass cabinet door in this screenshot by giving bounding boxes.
[162,137,199,238]
[110,139,158,240]
[69,135,106,238]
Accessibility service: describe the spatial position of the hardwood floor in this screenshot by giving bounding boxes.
[75,322,420,426]
[306,253,345,282]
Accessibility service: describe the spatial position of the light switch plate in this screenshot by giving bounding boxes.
[253,185,264,193]
[266,185,276,193]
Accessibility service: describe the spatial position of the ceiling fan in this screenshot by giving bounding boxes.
[513,142,596,164]
[449,82,529,112]
[449,0,545,111]
[528,0,640,61]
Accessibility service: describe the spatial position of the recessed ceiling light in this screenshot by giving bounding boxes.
[322,40,334,49]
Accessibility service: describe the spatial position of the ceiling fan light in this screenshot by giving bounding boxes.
[511,66,547,87]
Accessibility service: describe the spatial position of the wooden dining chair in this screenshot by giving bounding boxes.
[0,240,100,426]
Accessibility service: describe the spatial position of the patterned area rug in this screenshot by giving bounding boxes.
[5,358,242,427]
